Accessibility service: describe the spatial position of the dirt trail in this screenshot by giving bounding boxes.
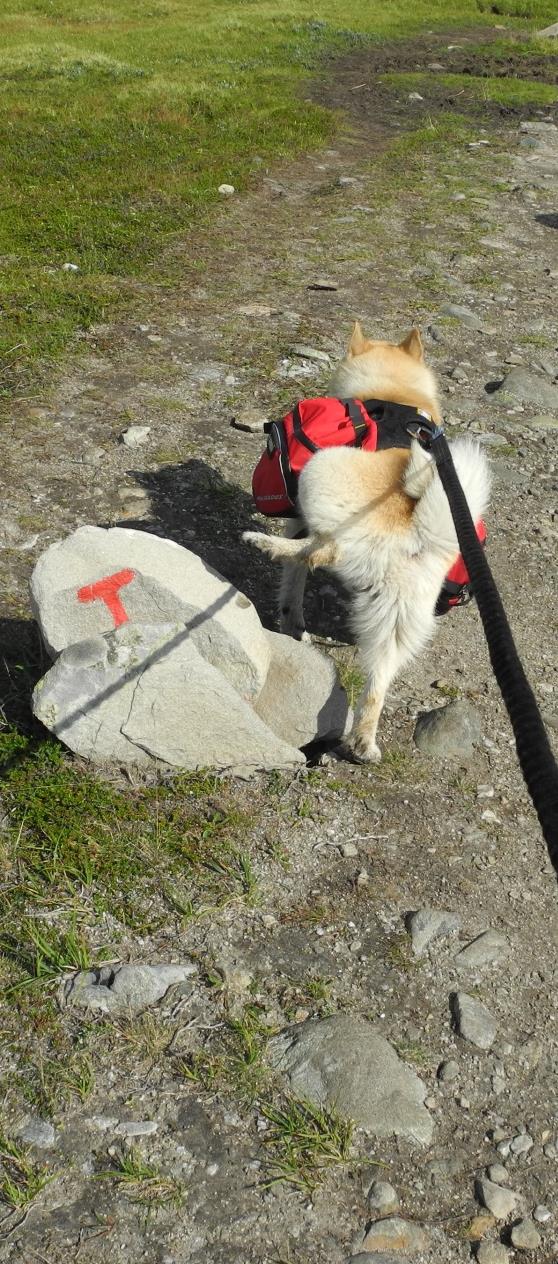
[2,27,558,1264]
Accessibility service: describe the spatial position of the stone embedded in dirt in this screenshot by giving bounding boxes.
[510,1219,542,1251]
[529,413,558,430]
[60,962,197,1014]
[230,409,267,433]
[413,700,482,758]
[487,1163,510,1186]
[408,91,424,101]
[120,425,151,447]
[510,1132,534,1155]
[476,1244,511,1264]
[533,1205,552,1223]
[366,1179,399,1214]
[455,930,510,969]
[406,907,461,956]
[337,175,359,186]
[452,992,498,1050]
[438,1059,459,1082]
[17,1118,58,1149]
[440,303,496,334]
[493,368,558,411]
[290,343,331,364]
[268,1014,433,1145]
[359,1216,429,1253]
[538,21,558,37]
[307,278,338,290]
[115,1120,158,1137]
[253,630,351,747]
[476,1176,518,1220]
[33,624,305,773]
[218,183,235,195]
[30,526,270,700]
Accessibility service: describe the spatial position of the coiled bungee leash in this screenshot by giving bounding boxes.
[410,419,558,881]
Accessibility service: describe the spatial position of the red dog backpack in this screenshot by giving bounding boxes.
[251,396,485,615]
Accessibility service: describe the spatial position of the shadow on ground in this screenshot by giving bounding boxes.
[116,458,353,642]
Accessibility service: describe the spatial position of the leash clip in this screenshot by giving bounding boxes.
[407,414,444,450]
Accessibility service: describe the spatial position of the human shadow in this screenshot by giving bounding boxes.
[113,458,352,642]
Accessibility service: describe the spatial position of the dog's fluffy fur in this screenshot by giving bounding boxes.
[244,321,491,761]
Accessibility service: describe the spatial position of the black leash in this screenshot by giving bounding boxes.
[410,420,558,880]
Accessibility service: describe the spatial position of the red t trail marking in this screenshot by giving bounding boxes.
[77,569,135,627]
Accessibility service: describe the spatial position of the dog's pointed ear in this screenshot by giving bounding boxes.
[399,327,424,361]
[347,320,368,358]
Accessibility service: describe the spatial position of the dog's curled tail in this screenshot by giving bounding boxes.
[408,436,491,555]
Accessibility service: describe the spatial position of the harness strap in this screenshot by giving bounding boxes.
[415,422,558,881]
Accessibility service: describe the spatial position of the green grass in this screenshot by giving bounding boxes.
[1,0,556,395]
[0,1133,51,1210]
[97,1147,183,1209]
[260,1096,354,1192]
[382,69,558,107]
[0,728,258,994]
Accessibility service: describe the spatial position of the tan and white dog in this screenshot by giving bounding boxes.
[244,322,490,762]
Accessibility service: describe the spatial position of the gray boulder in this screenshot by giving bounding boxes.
[414,700,481,757]
[33,623,305,773]
[268,1014,433,1145]
[30,525,270,700]
[254,630,351,746]
[493,368,558,412]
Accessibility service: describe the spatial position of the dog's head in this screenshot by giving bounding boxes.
[330,321,441,422]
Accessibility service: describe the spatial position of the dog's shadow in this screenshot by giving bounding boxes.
[114,459,352,641]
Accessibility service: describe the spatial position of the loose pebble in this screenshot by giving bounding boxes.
[533,1204,551,1223]
[476,1176,518,1219]
[510,1219,542,1251]
[438,1058,459,1082]
[510,1132,534,1155]
[366,1179,399,1213]
[115,1120,158,1137]
[486,1163,509,1185]
[218,184,235,195]
[476,1244,511,1264]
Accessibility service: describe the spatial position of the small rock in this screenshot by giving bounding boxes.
[452,992,497,1049]
[290,344,331,364]
[230,409,267,434]
[62,262,79,272]
[497,1139,511,1159]
[533,1205,551,1223]
[476,1176,518,1220]
[413,700,482,758]
[466,1213,496,1240]
[428,61,444,70]
[307,279,338,291]
[367,1179,400,1214]
[218,183,235,196]
[455,930,510,969]
[440,303,496,334]
[85,1115,119,1132]
[451,366,469,383]
[476,1244,511,1264]
[408,92,424,101]
[360,1217,428,1253]
[116,1120,158,1137]
[61,962,196,1014]
[341,842,358,858]
[120,425,151,447]
[510,1133,533,1155]
[337,176,359,187]
[510,1220,541,1251]
[406,907,460,956]
[17,1118,57,1149]
[438,1059,459,1082]
[487,1163,509,1185]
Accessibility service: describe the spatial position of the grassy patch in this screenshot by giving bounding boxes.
[261,1096,354,1192]
[97,1147,182,1209]
[382,69,558,107]
[0,1133,51,1210]
[180,1003,272,1103]
[1,0,556,393]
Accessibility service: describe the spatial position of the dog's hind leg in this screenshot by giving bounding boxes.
[348,600,428,762]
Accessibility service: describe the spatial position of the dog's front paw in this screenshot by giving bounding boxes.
[279,613,309,642]
[242,530,265,550]
[348,732,382,764]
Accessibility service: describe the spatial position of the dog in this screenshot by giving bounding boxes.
[243,321,491,762]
